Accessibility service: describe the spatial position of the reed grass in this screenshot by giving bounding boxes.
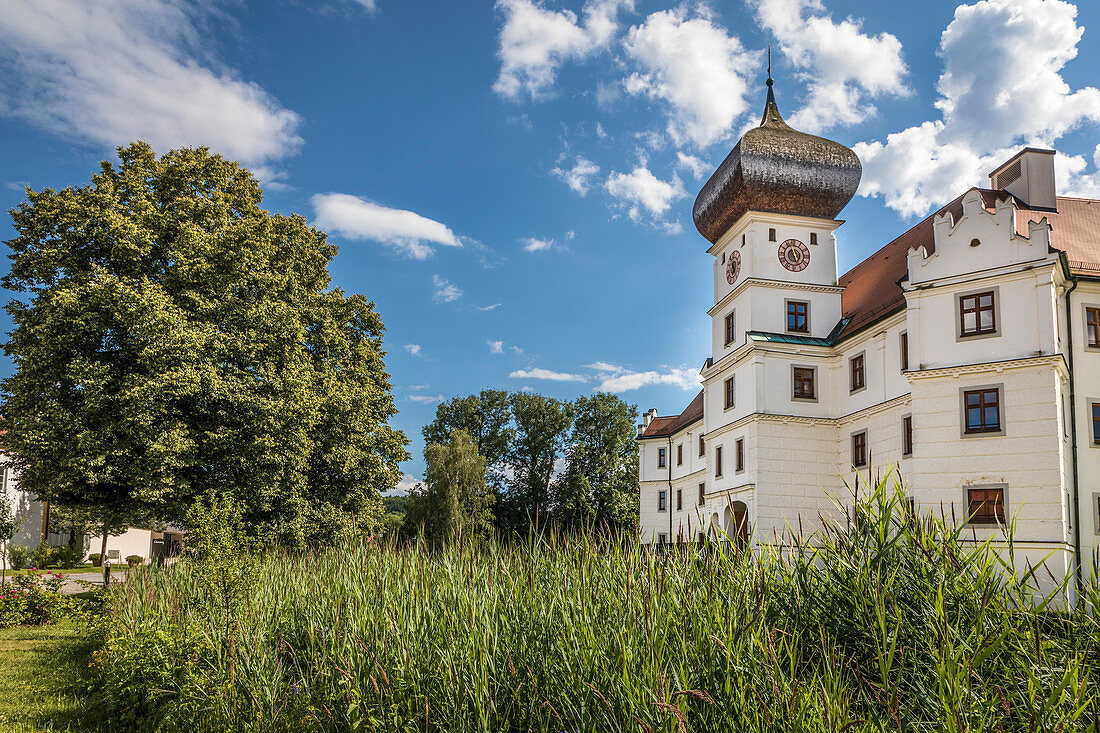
[91,472,1100,731]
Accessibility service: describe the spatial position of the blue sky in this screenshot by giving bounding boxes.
[2,0,1100,487]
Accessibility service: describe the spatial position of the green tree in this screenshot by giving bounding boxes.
[504,393,572,532]
[1,143,408,547]
[404,430,493,545]
[553,393,639,529]
[422,389,513,493]
[0,489,19,586]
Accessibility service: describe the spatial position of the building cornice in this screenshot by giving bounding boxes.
[705,482,755,499]
[708,211,843,255]
[909,354,1068,380]
[703,393,913,439]
[709,278,844,317]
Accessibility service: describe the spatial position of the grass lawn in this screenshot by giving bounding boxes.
[0,621,98,732]
[1,566,98,578]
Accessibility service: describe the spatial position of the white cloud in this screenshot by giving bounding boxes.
[352,0,378,10]
[552,156,601,195]
[493,0,633,100]
[0,0,301,167]
[509,368,588,382]
[432,275,463,303]
[312,193,461,259]
[522,236,554,252]
[750,0,909,133]
[589,362,700,393]
[676,152,710,180]
[477,303,503,311]
[622,8,757,148]
[605,164,686,226]
[488,339,504,354]
[855,0,1100,217]
[409,394,445,404]
[404,344,422,356]
[386,473,420,496]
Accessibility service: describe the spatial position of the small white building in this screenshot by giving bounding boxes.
[638,78,1100,600]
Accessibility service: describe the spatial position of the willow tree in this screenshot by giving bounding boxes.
[2,143,408,547]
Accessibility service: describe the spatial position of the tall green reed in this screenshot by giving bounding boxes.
[91,470,1099,732]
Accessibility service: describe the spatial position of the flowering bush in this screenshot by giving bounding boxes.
[0,571,71,627]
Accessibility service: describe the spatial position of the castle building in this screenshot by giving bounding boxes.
[637,73,1100,595]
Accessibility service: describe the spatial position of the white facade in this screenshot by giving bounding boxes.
[639,146,1100,602]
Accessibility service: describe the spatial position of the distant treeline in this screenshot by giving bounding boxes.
[396,390,639,543]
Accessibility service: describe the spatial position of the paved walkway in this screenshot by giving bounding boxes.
[56,571,128,594]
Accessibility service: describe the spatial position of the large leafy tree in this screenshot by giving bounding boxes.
[2,143,408,546]
[553,393,639,529]
[504,393,572,532]
[403,430,493,545]
[422,389,513,494]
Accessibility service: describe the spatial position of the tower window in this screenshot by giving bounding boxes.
[851,430,867,468]
[787,300,809,333]
[792,366,816,401]
[724,377,735,409]
[715,446,723,477]
[850,353,865,392]
[658,490,667,512]
[677,443,683,466]
[810,232,818,245]
[699,435,705,456]
[725,311,736,345]
[735,438,744,472]
[741,233,746,246]
[768,228,777,242]
[902,415,913,456]
[658,447,666,467]
[900,331,909,371]
[698,482,705,505]
[676,489,682,511]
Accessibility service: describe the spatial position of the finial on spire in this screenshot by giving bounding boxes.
[767,45,773,87]
[761,45,783,125]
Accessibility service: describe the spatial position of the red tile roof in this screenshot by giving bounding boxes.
[639,389,703,438]
[837,191,1100,341]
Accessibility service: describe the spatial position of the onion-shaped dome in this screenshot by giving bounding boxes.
[692,74,862,244]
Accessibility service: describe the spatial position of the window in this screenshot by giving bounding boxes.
[1092,402,1100,445]
[959,291,996,337]
[676,444,683,466]
[658,447,666,468]
[724,377,735,409]
[1087,307,1100,348]
[768,227,776,242]
[698,482,705,505]
[900,332,909,372]
[724,311,736,345]
[851,431,867,467]
[699,435,705,457]
[902,415,913,456]
[715,445,723,477]
[741,233,746,246]
[676,489,682,511]
[967,487,1005,524]
[735,438,744,472]
[963,388,1002,434]
[658,490,667,512]
[809,232,817,245]
[793,366,816,400]
[850,353,865,392]
[787,300,809,333]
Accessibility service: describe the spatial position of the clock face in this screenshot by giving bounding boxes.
[725,249,741,284]
[778,239,811,272]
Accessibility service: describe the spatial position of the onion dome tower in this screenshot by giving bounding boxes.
[692,58,862,244]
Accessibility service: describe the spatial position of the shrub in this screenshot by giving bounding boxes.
[31,541,50,569]
[0,571,70,627]
[51,544,84,569]
[125,555,144,568]
[7,544,32,571]
[88,553,102,567]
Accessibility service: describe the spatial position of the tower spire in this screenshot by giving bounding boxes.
[761,45,785,127]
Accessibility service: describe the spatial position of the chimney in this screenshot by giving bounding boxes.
[642,408,658,428]
[989,148,1056,210]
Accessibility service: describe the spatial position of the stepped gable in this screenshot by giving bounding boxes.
[692,71,861,244]
[639,390,704,438]
[836,190,1100,341]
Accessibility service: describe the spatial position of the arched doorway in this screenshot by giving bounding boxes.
[730,501,749,547]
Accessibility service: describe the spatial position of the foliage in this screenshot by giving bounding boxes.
[29,542,84,570]
[2,142,408,547]
[404,430,493,545]
[7,544,31,571]
[0,572,70,628]
[88,553,102,567]
[423,389,513,494]
[0,491,19,586]
[86,470,1100,731]
[502,392,572,532]
[553,393,639,529]
[125,555,144,568]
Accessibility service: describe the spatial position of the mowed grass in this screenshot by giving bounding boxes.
[0,621,98,732]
